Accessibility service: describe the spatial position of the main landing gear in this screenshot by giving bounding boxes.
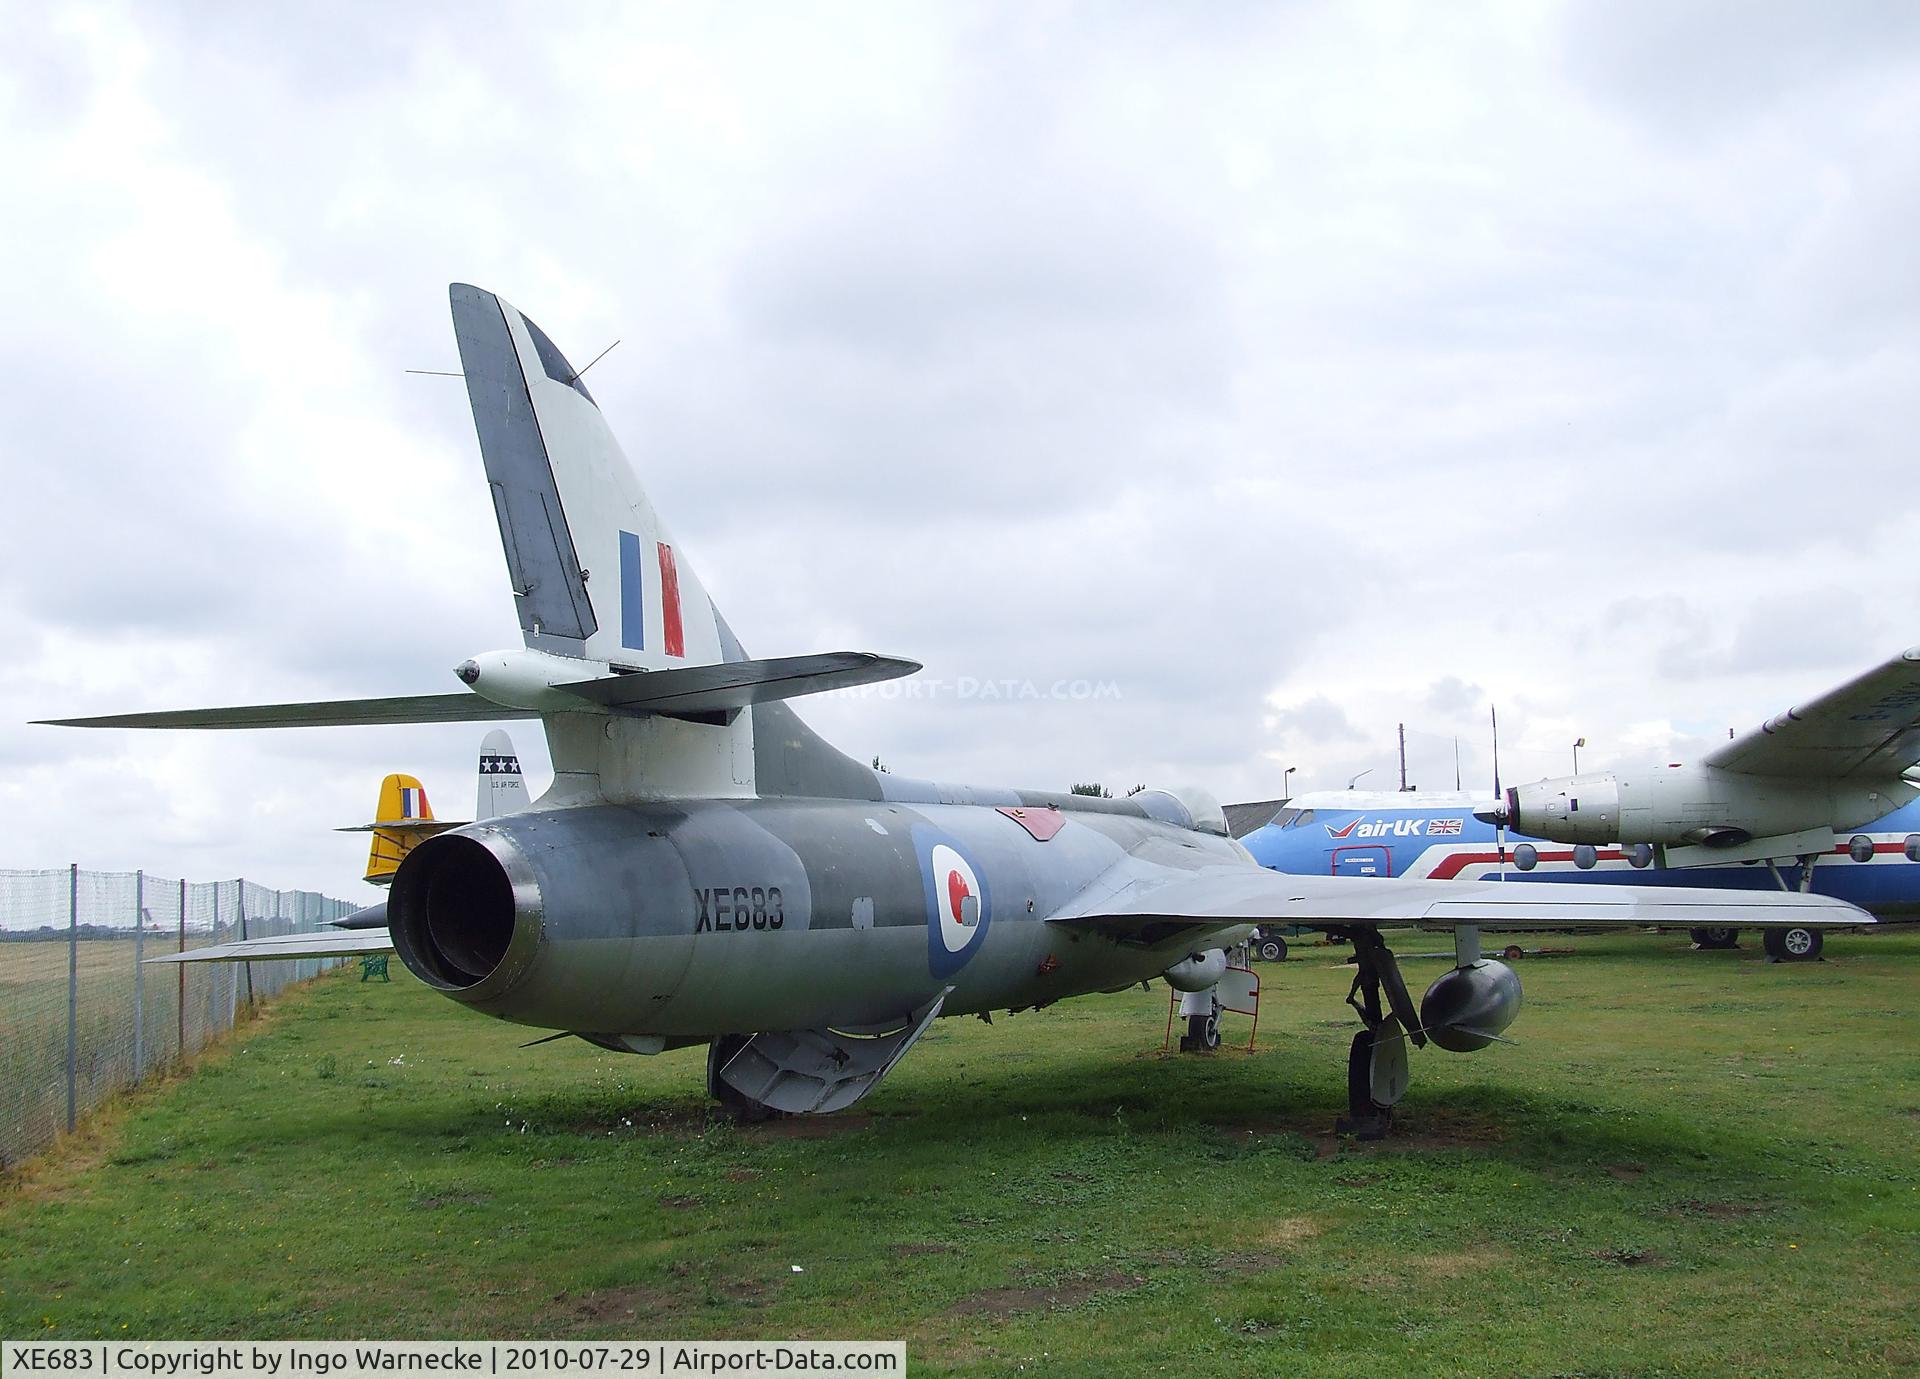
[707,1034,783,1123]
[1179,994,1222,1051]
[1764,925,1823,962]
[1336,929,1424,1140]
[1753,853,1829,963]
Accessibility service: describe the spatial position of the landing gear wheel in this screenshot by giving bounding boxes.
[1337,1019,1407,1141]
[706,1034,782,1122]
[1259,938,1286,963]
[1690,926,1740,950]
[1502,944,1525,961]
[1181,1011,1222,1051]
[1764,926,1822,963]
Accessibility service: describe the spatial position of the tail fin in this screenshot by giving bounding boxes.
[451,284,726,670]
[449,284,887,805]
[477,729,529,819]
[360,773,454,886]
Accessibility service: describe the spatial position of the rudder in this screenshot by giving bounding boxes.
[450,284,727,671]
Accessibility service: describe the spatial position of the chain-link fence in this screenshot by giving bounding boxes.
[0,867,361,1168]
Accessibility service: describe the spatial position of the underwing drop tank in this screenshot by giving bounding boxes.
[1419,959,1522,1053]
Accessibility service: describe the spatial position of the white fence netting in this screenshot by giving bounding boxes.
[0,868,360,1168]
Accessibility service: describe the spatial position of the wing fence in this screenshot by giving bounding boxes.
[0,867,359,1168]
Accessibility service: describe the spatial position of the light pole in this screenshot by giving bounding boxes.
[1346,767,1373,791]
[1282,765,1296,800]
[1573,737,1586,774]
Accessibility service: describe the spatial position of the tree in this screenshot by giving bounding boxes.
[1126,783,1148,796]
[1069,782,1111,798]
[871,755,891,774]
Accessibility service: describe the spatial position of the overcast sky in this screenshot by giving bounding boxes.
[4,1,1919,903]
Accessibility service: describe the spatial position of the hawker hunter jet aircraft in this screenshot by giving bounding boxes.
[40,285,1868,1136]
[1243,789,1910,961]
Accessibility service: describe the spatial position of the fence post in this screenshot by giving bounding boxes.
[133,869,145,1084]
[177,878,186,1061]
[239,880,255,1011]
[215,882,233,1033]
[66,863,78,1135]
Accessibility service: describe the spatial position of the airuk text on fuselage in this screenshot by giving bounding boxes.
[1325,817,1464,840]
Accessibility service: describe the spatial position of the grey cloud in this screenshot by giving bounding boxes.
[1559,0,1920,136]
[1424,676,1486,719]
[1263,695,1366,746]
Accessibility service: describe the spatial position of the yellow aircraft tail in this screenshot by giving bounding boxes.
[354,774,458,886]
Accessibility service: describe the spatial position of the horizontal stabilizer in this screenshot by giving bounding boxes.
[145,929,393,963]
[557,652,920,717]
[335,820,465,835]
[41,655,916,729]
[39,694,533,730]
[332,901,388,930]
[1048,863,1871,941]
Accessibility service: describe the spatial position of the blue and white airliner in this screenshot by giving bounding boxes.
[1239,790,1920,959]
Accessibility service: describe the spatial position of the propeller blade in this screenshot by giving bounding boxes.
[1491,705,1507,881]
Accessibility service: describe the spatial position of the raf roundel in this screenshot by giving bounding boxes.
[918,833,991,976]
[931,845,982,952]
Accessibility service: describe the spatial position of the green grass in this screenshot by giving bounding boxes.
[2,931,1916,1377]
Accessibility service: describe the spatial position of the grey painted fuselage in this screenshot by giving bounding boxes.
[419,775,1245,1039]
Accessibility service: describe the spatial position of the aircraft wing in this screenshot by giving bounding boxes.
[145,929,393,963]
[1047,864,1869,944]
[37,694,532,730]
[1703,646,1920,779]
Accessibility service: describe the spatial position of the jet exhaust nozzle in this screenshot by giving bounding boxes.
[388,830,544,998]
[1420,959,1522,1053]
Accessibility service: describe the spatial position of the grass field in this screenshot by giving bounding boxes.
[1,930,1915,1377]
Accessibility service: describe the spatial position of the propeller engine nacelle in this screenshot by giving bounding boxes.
[1419,959,1521,1053]
[1494,764,1911,848]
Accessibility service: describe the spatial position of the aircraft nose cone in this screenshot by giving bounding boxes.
[456,659,480,686]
